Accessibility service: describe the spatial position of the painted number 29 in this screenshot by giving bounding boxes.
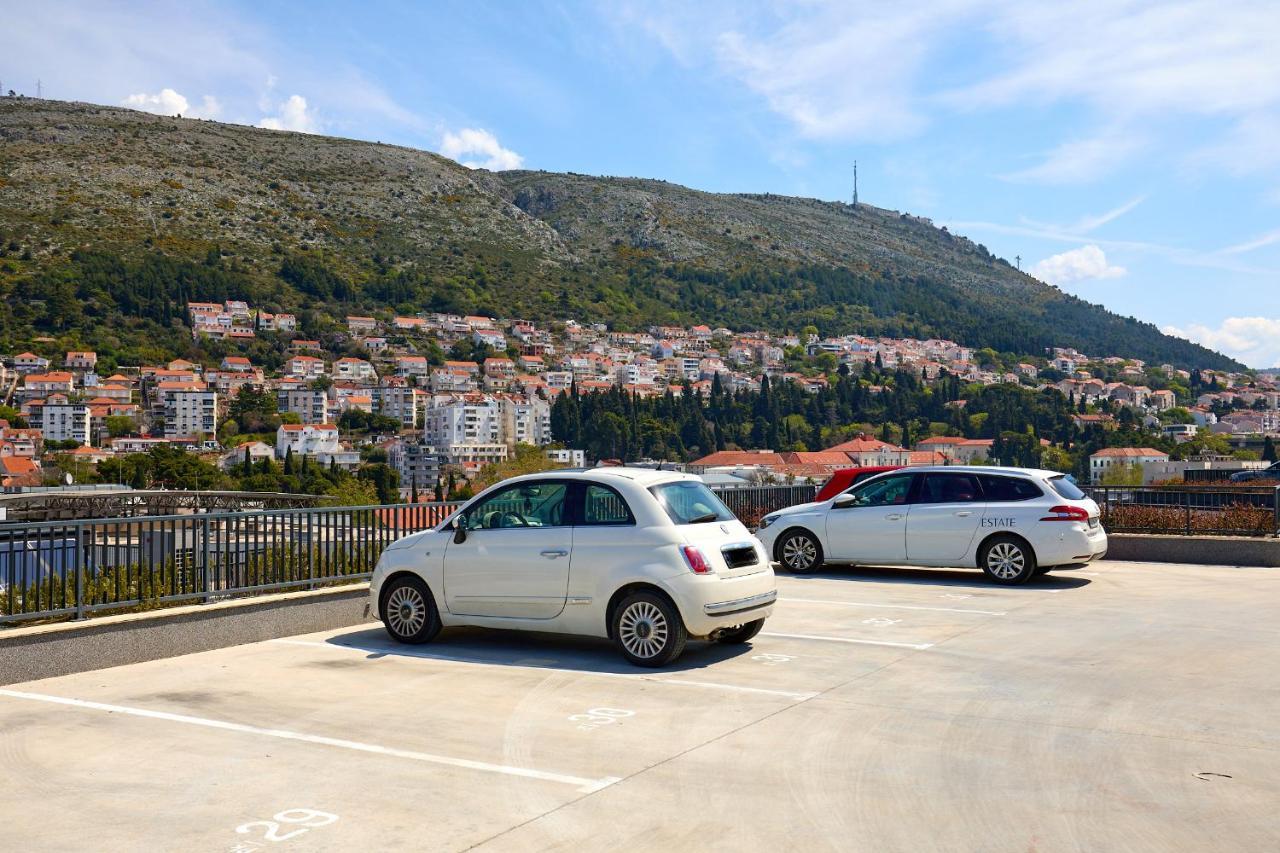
[234,809,339,847]
[570,707,635,731]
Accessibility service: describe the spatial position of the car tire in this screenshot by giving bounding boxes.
[612,592,688,667]
[777,529,824,574]
[979,536,1037,585]
[716,619,765,644]
[380,575,442,644]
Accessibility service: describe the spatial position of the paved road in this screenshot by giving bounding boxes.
[2,560,1277,851]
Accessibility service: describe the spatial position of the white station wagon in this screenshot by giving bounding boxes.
[754,466,1107,584]
[370,468,777,666]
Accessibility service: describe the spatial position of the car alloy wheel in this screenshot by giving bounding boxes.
[986,541,1026,580]
[386,584,427,638]
[618,600,669,660]
[781,532,819,572]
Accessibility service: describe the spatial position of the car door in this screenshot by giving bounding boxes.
[824,472,915,563]
[443,479,572,619]
[905,472,986,564]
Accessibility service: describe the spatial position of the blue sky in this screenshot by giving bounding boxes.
[5,1,1280,366]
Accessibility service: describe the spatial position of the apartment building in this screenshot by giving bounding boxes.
[165,390,218,439]
[40,402,92,446]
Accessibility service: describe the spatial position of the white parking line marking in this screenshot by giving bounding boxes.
[761,632,934,650]
[781,597,1007,616]
[0,688,618,794]
[269,639,817,701]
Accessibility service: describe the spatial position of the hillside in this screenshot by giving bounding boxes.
[0,98,1240,370]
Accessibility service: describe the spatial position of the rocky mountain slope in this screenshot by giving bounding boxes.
[0,98,1239,369]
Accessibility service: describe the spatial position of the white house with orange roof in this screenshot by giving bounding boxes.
[285,355,327,379]
[66,351,97,372]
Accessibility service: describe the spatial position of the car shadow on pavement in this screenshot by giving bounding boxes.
[320,625,758,675]
[779,565,1092,591]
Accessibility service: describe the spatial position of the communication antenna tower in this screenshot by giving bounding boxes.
[1015,254,1022,270]
[852,161,858,207]
[37,79,42,99]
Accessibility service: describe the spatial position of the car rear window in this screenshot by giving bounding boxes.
[649,481,735,524]
[1047,475,1087,500]
[977,475,1044,502]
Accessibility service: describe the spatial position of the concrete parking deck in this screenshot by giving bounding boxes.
[2,560,1277,851]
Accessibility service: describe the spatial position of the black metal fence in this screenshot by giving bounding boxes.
[713,484,818,527]
[0,502,460,625]
[1083,485,1280,536]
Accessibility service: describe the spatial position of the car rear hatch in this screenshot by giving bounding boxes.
[680,519,769,578]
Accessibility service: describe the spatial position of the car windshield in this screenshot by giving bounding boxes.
[650,481,735,524]
[1048,475,1087,500]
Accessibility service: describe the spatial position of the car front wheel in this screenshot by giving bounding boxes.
[612,592,688,667]
[980,536,1037,585]
[380,576,442,644]
[778,529,823,573]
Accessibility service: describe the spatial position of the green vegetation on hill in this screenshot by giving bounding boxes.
[0,98,1240,370]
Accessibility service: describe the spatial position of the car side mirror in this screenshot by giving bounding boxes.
[453,517,468,544]
[833,493,857,508]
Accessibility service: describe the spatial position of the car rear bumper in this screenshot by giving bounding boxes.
[704,589,777,617]
[669,568,777,637]
[1038,525,1108,567]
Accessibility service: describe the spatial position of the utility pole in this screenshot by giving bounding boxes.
[1015,254,1022,270]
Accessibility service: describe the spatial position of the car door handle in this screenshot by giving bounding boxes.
[885,513,904,521]
[954,511,973,517]
[539,549,568,558]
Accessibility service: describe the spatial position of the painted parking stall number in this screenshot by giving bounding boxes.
[752,653,794,666]
[230,808,339,850]
[861,617,901,627]
[570,707,635,731]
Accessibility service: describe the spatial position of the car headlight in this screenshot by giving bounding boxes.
[758,514,780,530]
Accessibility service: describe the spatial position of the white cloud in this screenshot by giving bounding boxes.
[1163,317,1280,368]
[625,1,1280,185]
[1030,245,1126,285]
[439,128,524,171]
[1220,227,1280,255]
[122,88,221,119]
[1001,128,1144,185]
[257,94,318,133]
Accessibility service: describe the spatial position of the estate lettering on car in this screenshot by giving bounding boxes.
[981,517,1017,528]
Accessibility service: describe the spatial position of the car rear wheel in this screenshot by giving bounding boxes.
[612,592,687,667]
[380,576,442,644]
[980,536,1037,585]
[715,619,765,644]
[778,530,823,574]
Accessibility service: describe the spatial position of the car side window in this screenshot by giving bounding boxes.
[581,483,635,526]
[464,482,569,530]
[918,473,981,504]
[977,475,1043,502]
[846,474,912,508]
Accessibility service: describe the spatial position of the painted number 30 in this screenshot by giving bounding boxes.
[570,707,635,731]
[234,809,339,846]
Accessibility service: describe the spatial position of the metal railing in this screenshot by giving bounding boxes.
[0,502,461,625]
[713,484,818,527]
[0,484,816,626]
[1083,485,1280,537]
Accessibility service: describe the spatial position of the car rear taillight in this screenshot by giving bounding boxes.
[681,545,713,574]
[1041,505,1090,522]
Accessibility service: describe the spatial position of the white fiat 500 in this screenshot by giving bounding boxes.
[370,468,776,666]
[754,466,1106,584]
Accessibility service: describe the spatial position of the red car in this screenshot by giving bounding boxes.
[814,466,904,502]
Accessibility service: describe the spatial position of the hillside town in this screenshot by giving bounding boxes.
[2,301,1278,494]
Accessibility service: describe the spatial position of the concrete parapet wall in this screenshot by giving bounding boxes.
[1105,534,1280,567]
[0,584,373,685]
